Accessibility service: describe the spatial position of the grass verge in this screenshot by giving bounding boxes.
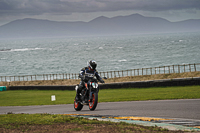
[0,114,172,133]
[0,85,200,106]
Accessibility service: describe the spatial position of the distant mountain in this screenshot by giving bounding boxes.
[0,14,200,39]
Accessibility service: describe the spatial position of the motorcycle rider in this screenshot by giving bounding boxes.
[75,60,105,101]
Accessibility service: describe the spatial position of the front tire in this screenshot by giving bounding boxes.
[74,98,83,111]
[89,93,98,111]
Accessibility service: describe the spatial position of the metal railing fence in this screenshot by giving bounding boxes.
[1,63,200,82]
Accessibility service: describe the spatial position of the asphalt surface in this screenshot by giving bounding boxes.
[0,99,200,120]
[1,99,200,131]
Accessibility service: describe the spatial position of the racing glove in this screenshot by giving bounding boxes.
[99,79,105,83]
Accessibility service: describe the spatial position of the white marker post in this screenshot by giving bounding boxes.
[51,95,56,101]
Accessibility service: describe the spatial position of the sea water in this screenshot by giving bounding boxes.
[0,32,200,76]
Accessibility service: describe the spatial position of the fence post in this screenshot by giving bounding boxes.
[178,65,180,73]
[142,68,143,75]
[146,68,147,75]
[131,70,132,76]
[184,64,185,72]
[159,67,160,74]
[164,66,165,74]
[189,64,191,72]
[194,64,196,72]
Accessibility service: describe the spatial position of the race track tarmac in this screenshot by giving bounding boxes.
[0,99,200,120]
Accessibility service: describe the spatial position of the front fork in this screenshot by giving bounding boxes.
[87,81,98,102]
[89,86,93,102]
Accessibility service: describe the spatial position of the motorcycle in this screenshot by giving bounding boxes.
[74,75,106,111]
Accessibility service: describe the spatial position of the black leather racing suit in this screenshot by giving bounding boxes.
[76,67,104,98]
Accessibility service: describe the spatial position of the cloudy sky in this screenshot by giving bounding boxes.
[0,0,200,26]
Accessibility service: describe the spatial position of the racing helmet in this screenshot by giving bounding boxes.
[88,60,97,70]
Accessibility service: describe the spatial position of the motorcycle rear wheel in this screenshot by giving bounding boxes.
[89,93,98,111]
[74,98,83,111]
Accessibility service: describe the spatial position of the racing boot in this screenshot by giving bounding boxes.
[75,85,82,101]
[75,93,81,101]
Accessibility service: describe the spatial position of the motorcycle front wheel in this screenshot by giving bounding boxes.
[89,93,98,111]
[74,98,83,111]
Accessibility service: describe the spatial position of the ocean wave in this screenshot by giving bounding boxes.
[0,33,199,76]
[118,59,127,62]
[11,48,44,52]
[171,39,186,43]
[0,58,6,60]
[0,48,44,52]
[152,61,161,63]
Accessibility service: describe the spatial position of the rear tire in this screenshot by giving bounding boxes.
[89,93,98,111]
[74,98,83,111]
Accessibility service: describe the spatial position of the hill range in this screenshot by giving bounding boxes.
[0,14,200,39]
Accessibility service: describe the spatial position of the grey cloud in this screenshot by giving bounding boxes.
[102,0,200,12]
[0,0,200,17]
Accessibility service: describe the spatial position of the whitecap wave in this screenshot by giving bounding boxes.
[172,39,185,43]
[11,48,44,52]
[152,60,161,63]
[118,59,127,62]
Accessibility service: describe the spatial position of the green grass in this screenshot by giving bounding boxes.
[0,85,200,106]
[0,114,108,126]
[100,85,200,102]
[0,114,168,132]
[0,90,75,106]
[0,114,111,129]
